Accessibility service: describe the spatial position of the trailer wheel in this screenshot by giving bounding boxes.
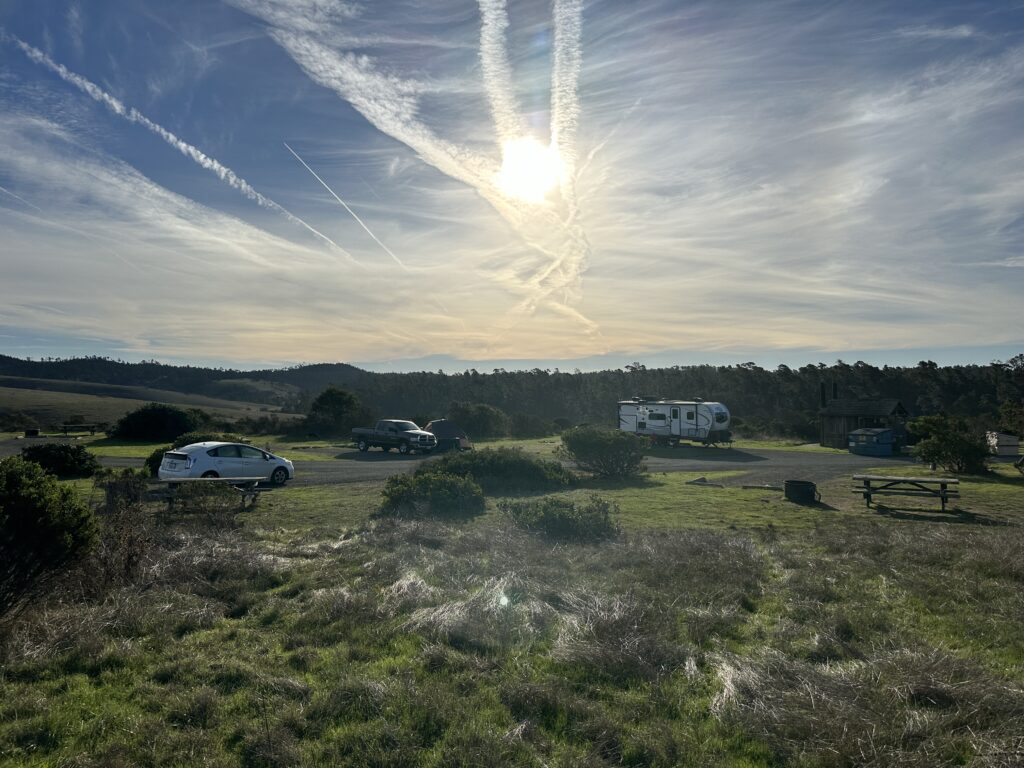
[669,438,679,448]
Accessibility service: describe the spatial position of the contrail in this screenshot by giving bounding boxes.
[0,184,43,212]
[550,0,583,183]
[10,36,356,262]
[283,141,406,269]
[478,0,526,144]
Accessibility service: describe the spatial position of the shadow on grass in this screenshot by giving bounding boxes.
[644,445,767,463]
[785,499,839,511]
[580,475,666,491]
[333,449,432,462]
[873,504,1009,526]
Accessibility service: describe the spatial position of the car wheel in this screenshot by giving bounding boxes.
[201,471,219,478]
[357,439,369,452]
[270,467,288,486]
[398,441,410,455]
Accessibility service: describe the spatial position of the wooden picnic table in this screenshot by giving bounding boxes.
[157,477,266,511]
[852,474,960,512]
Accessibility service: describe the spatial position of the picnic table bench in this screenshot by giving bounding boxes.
[852,474,960,512]
[61,423,99,436]
[157,477,265,511]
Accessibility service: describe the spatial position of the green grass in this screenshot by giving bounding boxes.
[244,482,381,534]
[730,438,847,454]
[5,457,1023,766]
[0,383,290,428]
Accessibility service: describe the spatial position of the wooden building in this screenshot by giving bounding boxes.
[820,398,908,449]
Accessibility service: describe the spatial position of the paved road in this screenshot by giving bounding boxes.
[285,445,917,488]
[0,436,917,488]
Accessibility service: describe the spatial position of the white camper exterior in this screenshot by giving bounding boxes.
[617,397,732,445]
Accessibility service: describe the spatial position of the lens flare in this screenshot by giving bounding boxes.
[496,137,563,203]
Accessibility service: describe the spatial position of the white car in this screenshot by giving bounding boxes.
[158,442,294,485]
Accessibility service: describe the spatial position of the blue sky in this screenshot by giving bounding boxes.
[1,0,1022,372]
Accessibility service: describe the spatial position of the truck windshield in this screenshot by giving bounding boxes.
[392,421,419,431]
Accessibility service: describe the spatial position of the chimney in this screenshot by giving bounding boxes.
[832,382,838,400]
[820,382,827,408]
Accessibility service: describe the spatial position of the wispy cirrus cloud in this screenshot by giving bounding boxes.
[895,24,976,40]
[227,0,600,337]
[8,34,357,262]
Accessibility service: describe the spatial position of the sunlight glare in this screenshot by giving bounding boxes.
[496,137,563,204]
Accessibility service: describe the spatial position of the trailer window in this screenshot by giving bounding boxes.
[648,413,666,421]
[715,412,728,424]
[671,408,679,419]
[686,411,695,420]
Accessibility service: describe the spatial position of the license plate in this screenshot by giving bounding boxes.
[167,461,178,469]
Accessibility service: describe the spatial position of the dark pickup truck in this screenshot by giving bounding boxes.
[351,420,438,455]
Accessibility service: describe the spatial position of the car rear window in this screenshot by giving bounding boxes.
[163,452,189,462]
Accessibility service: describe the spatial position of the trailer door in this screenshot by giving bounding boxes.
[618,406,637,433]
[670,406,681,437]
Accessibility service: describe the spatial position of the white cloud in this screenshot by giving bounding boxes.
[895,25,976,40]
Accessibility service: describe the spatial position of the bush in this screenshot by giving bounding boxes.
[379,473,485,520]
[559,426,646,478]
[170,483,242,528]
[20,442,100,478]
[111,403,208,441]
[0,457,97,618]
[144,445,170,477]
[908,415,989,474]
[500,494,619,542]
[416,447,575,494]
[448,402,510,439]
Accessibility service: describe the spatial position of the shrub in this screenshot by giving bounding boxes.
[170,483,241,528]
[500,494,619,542]
[20,442,100,478]
[559,426,646,478]
[0,457,97,618]
[448,402,510,439]
[111,403,208,441]
[144,445,170,477]
[89,471,154,590]
[416,447,575,494]
[908,415,989,474]
[379,473,485,520]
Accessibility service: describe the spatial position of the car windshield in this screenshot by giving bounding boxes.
[392,421,419,431]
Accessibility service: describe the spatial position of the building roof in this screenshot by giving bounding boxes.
[820,398,907,417]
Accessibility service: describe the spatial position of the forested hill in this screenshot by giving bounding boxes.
[1,354,1022,438]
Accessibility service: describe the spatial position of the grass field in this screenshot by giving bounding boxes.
[2,453,1023,766]
[0,385,298,430]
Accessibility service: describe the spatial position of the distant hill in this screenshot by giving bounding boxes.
[0,356,367,408]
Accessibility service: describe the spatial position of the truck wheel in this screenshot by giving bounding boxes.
[398,441,410,455]
[357,439,369,452]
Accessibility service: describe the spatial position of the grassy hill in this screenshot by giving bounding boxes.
[0,384,300,430]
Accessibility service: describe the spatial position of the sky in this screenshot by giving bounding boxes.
[1,0,1022,373]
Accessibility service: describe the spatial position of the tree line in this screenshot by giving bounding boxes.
[3,354,1022,439]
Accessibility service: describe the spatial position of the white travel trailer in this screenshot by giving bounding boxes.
[617,397,732,446]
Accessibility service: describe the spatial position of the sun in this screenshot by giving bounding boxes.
[496,137,563,204]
